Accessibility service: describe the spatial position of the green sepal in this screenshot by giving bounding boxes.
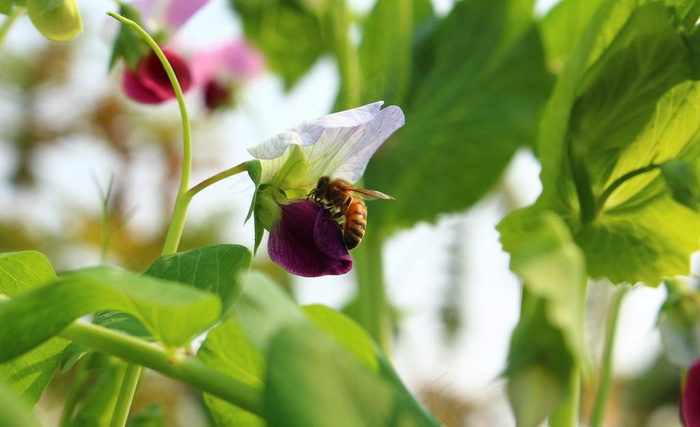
[108,3,149,71]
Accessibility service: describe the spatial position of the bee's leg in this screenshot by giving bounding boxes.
[338,197,352,215]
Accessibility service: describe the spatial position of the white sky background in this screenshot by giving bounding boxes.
[0,0,685,423]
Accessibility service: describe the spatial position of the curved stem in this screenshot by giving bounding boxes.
[110,363,142,427]
[60,319,263,416]
[59,354,93,427]
[595,164,660,216]
[188,162,249,198]
[107,11,193,256]
[589,285,628,427]
[0,7,24,49]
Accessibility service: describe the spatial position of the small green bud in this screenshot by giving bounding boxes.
[26,0,83,42]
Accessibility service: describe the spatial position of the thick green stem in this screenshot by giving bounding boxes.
[330,0,361,109]
[0,7,24,49]
[110,363,142,427]
[60,319,263,416]
[354,233,390,353]
[589,286,628,427]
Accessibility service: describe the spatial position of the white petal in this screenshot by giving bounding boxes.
[248,101,405,187]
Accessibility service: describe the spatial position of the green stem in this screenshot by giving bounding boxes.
[106,11,193,256]
[60,319,263,416]
[0,7,24,48]
[106,12,194,423]
[354,233,390,353]
[109,363,142,427]
[589,285,628,427]
[595,164,660,216]
[330,0,361,109]
[568,140,597,224]
[59,354,93,426]
[188,162,248,198]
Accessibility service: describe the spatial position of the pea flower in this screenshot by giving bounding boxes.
[191,40,266,111]
[247,101,405,277]
[683,358,700,426]
[119,0,210,104]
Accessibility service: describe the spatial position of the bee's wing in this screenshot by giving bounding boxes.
[350,188,394,200]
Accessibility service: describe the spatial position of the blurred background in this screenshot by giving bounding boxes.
[0,0,688,425]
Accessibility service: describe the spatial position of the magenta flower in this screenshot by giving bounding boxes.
[683,359,700,426]
[122,48,193,104]
[268,201,352,277]
[246,101,405,276]
[120,0,210,104]
[191,40,266,111]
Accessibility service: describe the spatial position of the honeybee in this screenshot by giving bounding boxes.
[309,176,394,250]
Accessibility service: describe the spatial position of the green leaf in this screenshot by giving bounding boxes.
[539,0,606,67]
[302,304,378,372]
[145,244,252,315]
[108,3,148,71]
[229,0,329,90]
[366,0,552,229]
[264,323,441,427]
[0,251,68,402]
[197,318,264,427]
[0,378,41,427]
[358,0,434,106]
[661,159,700,211]
[497,209,587,364]
[0,0,14,15]
[533,0,700,285]
[0,266,221,361]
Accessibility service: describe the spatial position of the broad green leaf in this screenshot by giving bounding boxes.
[366,0,552,229]
[302,304,378,372]
[539,0,606,68]
[357,0,434,106]
[497,209,587,364]
[229,0,329,90]
[197,317,264,427]
[264,323,441,427]
[0,378,41,427]
[533,0,700,285]
[657,276,700,368]
[0,266,221,361]
[504,292,573,427]
[0,251,68,402]
[145,244,252,314]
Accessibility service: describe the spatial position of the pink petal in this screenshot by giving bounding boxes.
[683,359,700,426]
[268,201,352,277]
[122,48,193,104]
[165,0,210,29]
[219,40,266,81]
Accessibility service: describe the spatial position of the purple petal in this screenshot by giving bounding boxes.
[165,0,210,29]
[122,48,193,104]
[683,359,700,426]
[268,201,352,277]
